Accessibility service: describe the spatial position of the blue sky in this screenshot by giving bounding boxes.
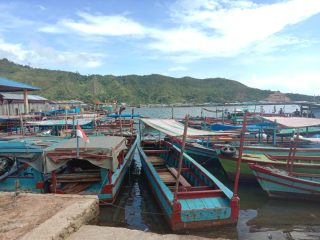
[0,0,320,95]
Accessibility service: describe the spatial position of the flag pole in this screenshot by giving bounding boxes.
[76,120,80,158]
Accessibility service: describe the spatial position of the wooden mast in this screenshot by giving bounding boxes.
[230,111,247,220]
[173,114,189,202]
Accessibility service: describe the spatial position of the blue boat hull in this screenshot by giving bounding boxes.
[138,141,239,230]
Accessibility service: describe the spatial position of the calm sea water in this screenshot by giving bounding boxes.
[127,104,299,119]
[99,105,320,240]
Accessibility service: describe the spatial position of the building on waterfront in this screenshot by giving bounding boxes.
[0,77,43,115]
[0,93,50,115]
[265,91,291,103]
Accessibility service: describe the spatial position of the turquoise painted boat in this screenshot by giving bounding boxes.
[138,140,239,231]
[249,164,320,200]
[0,135,137,204]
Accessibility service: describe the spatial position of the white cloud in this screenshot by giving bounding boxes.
[149,0,320,58]
[38,5,46,11]
[38,26,64,34]
[40,12,147,37]
[0,39,29,60]
[38,1,320,62]
[0,38,104,69]
[244,72,320,95]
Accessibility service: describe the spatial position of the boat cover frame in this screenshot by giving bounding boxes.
[140,118,234,137]
[0,136,127,173]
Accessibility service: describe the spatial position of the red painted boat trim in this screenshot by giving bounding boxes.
[36,181,44,189]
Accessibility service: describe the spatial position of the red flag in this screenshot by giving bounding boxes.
[76,124,89,143]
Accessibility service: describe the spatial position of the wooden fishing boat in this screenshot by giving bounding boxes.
[217,152,320,181]
[0,135,137,204]
[46,135,137,204]
[0,137,62,193]
[138,140,239,230]
[215,144,320,156]
[217,116,320,181]
[249,164,320,200]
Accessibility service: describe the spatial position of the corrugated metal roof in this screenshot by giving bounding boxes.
[0,77,40,91]
[262,116,320,128]
[0,93,48,101]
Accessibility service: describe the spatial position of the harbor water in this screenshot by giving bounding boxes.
[99,106,320,240]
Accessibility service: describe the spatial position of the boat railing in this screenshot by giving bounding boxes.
[143,149,170,154]
[266,154,320,161]
[171,143,234,199]
[288,172,320,178]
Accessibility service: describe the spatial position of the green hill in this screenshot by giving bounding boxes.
[0,58,314,104]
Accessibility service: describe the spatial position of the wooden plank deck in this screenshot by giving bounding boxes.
[148,155,192,188]
[158,172,176,185]
[61,183,91,194]
[167,167,192,188]
[148,155,166,166]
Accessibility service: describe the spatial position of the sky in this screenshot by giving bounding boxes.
[0,0,320,95]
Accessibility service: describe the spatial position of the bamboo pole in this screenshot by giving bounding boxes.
[173,114,189,202]
[233,112,247,195]
[230,112,246,221]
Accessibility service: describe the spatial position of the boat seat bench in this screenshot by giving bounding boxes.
[167,167,192,188]
[156,168,192,188]
[148,155,166,166]
[157,172,176,185]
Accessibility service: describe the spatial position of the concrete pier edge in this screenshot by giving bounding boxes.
[18,193,99,240]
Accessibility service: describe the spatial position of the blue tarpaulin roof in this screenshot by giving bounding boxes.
[0,77,40,92]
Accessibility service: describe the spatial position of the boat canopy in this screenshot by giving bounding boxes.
[26,118,93,126]
[262,117,320,128]
[140,118,233,137]
[44,136,127,172]
[292,136,320,143]
[0,136,127,173]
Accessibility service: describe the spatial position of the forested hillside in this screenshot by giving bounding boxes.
[0,58,314,104]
